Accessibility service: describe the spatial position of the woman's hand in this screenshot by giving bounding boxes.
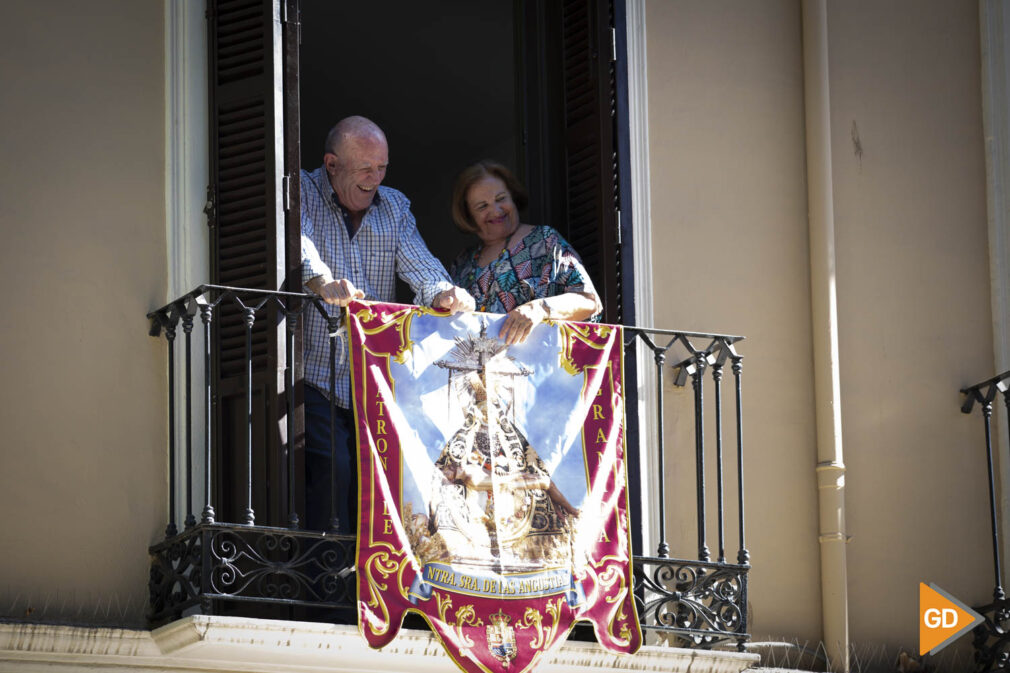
[499,300,548,345]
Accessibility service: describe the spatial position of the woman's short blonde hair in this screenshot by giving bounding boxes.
[450,160,529,234]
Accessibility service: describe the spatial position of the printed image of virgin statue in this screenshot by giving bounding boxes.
[404,327,582,574]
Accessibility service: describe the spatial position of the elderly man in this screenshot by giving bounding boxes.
[301,116,473,533]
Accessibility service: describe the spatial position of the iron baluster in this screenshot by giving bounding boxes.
[653,342,669,558]
[1004,386,1010,597]
[713,359,725,564]
[200,527,212,616]
[328,313,341,532]
[287,309,299,529]
[692,353,710,562]
[165,321,178,538]
[982,392,1005,601]
[1005,384,1010,577]
[183,311,196,529]
[200,302,215,524]
[733,356,748,565]
[959,371,1010,671]
[243,305,255,525]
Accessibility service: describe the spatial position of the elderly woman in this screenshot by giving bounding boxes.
[448,160,603,344]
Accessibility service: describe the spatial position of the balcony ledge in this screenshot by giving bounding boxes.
[0,616,759,673]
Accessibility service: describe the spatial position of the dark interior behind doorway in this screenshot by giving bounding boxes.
[299,1,521,290]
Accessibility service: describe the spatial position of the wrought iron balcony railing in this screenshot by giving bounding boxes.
[147,285,750,650]
[961,370,1010,672]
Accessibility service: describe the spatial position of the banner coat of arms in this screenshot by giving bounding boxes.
[347,300,642,673]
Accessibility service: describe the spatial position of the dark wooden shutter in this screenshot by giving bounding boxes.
[519,0,639,557]
[520,0,625,325]
[561,0,621,324]
[207,0,302,527]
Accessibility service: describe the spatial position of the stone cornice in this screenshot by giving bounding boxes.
[0,617,758,673]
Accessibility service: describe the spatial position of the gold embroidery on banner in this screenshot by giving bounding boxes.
[515,607,546,648]
[515,597,563,653]
[543,597,564,645]
[353,306,377,323]
[356,306,418,364]
[396,310,420,364]
[597,564,632,647]
[454,604,483,649]
[396,557,413,601]
[432,592,484,656]
[558,323,614,376]
[412,305,446,317]
[363,551,401,637]
[436,591,453,624]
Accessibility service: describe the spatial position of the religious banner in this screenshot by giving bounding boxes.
[347,300,641,673]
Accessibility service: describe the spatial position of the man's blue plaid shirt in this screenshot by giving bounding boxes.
[300,166,453,407]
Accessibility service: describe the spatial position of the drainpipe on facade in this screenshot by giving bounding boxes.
[801,2,850,672]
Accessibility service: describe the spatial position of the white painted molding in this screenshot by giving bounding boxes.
[166,0,209,299]
[165,0,210,528]
[0,617,759,673]
[625,0,659,557]
[980,0,1010,591]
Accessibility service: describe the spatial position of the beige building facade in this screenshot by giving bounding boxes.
[646,0,1004,664]
[0,1,1007,672]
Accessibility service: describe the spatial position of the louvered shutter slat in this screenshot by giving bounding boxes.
[206,0,302,530]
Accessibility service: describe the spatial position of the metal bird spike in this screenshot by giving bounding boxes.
[434,320,532,422]
[434,321,531,377]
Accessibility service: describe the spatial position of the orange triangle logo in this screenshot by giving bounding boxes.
[919,583,984,655]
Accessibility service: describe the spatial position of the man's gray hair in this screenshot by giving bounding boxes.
[324,116,387,156]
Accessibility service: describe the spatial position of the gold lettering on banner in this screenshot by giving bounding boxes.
[430,567,452,585]
[596,428,607,444]
[592,404,605,420]
[371,390,392,539]
[599,527,611,543]
[421,568,569,597]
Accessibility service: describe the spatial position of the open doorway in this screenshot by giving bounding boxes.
[204,0,633,539]
[299,0,521,289]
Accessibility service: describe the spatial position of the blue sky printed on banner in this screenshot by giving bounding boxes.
[388,310,592,515]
